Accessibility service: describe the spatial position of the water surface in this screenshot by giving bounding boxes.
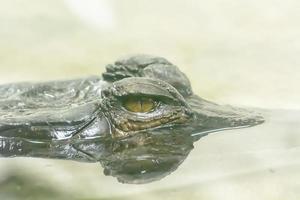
[0,109,299,199]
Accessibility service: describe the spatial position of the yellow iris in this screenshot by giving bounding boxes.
[123,97,156,113]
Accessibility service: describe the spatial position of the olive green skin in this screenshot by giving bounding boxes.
[0,55,264,184]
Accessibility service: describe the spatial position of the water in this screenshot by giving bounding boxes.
[0,109,299,199]
[1,1,300,199]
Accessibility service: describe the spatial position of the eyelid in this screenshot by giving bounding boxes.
[112,79,176,101]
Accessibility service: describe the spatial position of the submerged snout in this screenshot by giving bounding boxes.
[186,94,265,139]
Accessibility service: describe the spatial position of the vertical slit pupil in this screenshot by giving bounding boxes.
[123,97,155,113]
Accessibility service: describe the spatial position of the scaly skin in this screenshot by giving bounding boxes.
[0,55,264,184]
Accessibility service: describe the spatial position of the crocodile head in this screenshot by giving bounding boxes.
[0,55,264,184]
[81,55,264,183]
[100,55,263,138]
[102,55,263,137]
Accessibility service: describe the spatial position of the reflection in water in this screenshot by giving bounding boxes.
[69,129,194,184]
[98,130,194,184]
[0,127,193,184]
[0,55,264,184]
[0,122,258,185]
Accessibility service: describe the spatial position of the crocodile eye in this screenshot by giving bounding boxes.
[123,97,157,113]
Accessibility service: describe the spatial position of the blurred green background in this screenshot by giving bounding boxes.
[0,0,300,200]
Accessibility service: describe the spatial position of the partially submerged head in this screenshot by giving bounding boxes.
[101,54,264,139]
[0,55,264,184]
[88,55,264,183]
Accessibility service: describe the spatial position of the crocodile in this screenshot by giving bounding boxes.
[0,55,264,184]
